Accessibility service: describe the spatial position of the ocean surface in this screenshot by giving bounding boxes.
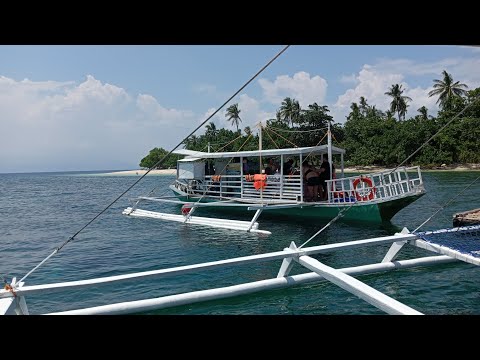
[0,171,479,315]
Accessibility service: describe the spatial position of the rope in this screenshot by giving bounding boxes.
[413,174,480,233]
[266,125,329,134]
[16,45,291,286]
[388,95,480,175]
[263,126,281,149]
[300,132,328,166]
[298,97,480,247]
[265,126,299,148]
[216,132,247,152]
[298,208,351,249]
[186,133,254,204]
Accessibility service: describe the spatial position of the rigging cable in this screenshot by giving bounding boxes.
[299,95,480,249]
[413,174,480,233]
[16,45,291,286]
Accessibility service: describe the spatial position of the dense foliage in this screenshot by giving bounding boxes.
[140,71,479,169]
[139,147,180,169]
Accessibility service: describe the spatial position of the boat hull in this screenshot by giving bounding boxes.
[169,185,425,223]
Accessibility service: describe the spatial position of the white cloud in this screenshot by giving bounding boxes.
[193,84,217,95]
[329,54,480,123]
[332,65,405,122]
[339,73,358,85]
[199,95,274,134]
[370,57,480,87]
[258,71,328,108]
[0,75,197,173]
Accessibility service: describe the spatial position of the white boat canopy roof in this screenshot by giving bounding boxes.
[173,145,345,160]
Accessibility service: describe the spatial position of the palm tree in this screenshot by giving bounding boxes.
[225,103,242,131]
[359,97,369,115]
[205,122,218,139]
[417,106,430,121]
[385,84,412,121]
[278,97,301,126]
[428,70,468,109]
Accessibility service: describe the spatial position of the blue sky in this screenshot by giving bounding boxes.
[0,45,479,173]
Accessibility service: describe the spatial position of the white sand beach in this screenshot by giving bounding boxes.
[98,164,480,176]
[100,169,177,176]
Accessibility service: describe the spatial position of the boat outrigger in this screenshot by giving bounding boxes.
[124,123,425,232]
[2,224,479,315]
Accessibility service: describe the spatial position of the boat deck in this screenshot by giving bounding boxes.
[453,208,480,227]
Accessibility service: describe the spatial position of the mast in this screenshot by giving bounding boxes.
[258,121,263,173]
[327,121,332,182]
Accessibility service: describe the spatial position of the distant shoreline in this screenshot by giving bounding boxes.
[97,164,480,176]
[99,169,177,176]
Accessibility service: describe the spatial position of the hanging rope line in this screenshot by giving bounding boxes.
[298,97,480,247]
[16,45,291,286]
[388,95,480,175]
[216,132,247,152]
[267,126,329,133]
[413,174,480,233]
[263,126,281,149]
[265,126,299,148]
[301,131,328,165]
[188,132,254,204]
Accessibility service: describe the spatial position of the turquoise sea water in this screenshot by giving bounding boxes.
[0,171,479,315]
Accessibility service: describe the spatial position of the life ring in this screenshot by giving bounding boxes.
[352,177,376,201]
[253,174,267,190]
[181,204,192,215]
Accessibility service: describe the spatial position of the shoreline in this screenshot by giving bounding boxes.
[99,169,177,176]
[98,165,480,176]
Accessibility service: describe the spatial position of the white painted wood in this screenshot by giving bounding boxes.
[46,255,453,315]
[382,242,407,262]
[247,209,263,232]
[382,227,410,262]
[298,255,422,315]
[411,239,480,266]
[14,282,29,315]
[0,233,416,300]
[123,208,271,235]
[277,242,298,278]
[0,298,16,315]
[173,145,346,160]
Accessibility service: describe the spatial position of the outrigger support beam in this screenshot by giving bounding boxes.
[382,227,410,263]
[277,242,298,278]
[247,209,263,233]
[298,255,422,315]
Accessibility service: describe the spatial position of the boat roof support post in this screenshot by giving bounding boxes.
[340,153,344,179]
[327,121,332,182]
[300,153,304,202]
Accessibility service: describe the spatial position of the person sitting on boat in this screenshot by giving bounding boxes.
[283,158,294,175]
[266,158,278,173]
[305,165,321,202]
[242,158,249,174]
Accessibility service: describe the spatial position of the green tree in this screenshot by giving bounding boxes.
[417,106,430,121]
[225,103,242,131]
[385,84,412,121]
[205,122,218,140]
[278,97,301,126]
[428,70,468,110]
[139,147,180,169]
